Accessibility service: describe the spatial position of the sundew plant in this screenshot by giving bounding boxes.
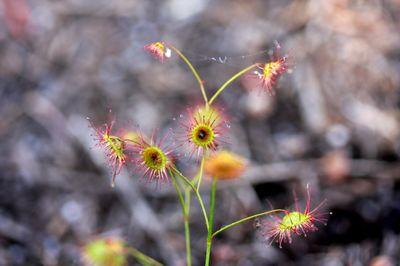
[87,41,329,266]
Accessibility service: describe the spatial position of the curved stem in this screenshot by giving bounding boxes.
[208,63,260,105]
[125,246,163,266]
[170,170,186,212]
[169,170,191,266]
[171,167,195,191]
[211,209,286,238]
[195,190,210,231]
[168,45,208,106]
[205,178,217,266]
[172,167,210,231]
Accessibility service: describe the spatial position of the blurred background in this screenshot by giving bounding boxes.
[1,0,400,265]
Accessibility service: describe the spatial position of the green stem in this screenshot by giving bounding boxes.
[184,189,192,266]
[125,246,163,266]
[170,170,186,212]
[196,156,206,191]
[205,178,217,266]
[211,209,286,238]
[169,170,192,266]
[172,167,210,231]
[168,45,208,105]
[172,167,195,190]
[194,190,210,231]
[208,63,260,105]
